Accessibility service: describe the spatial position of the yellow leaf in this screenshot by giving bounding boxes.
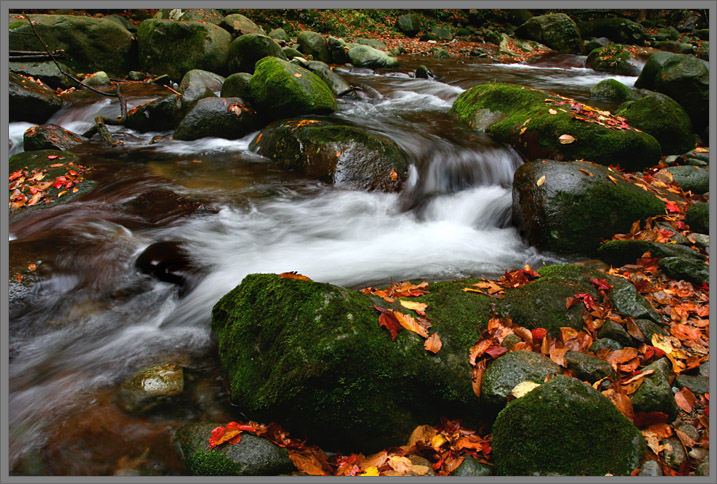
[393,310,429,338]
[294,72,303,77]
[548,109,557,115]
[511,380,541,398]
[519,126,527,135]
[536,175,546,186]
[431,433,448,449]
[558,134,576,144]
[694,147,709,153]
[607,175,618,185]
[360,466,379,476]
[399,300,427,315]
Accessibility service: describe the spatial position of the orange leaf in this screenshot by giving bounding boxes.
[454,435,483,452]
[407,425,437,448]
[579,168,593,176]
[393,310,429,338]
[472,360,487,398]
[288,448,330,476]
[675,387,696,413]
[469,339,493,365]
[278,271,311,281]
[607,175,618,185]
[549,347,568,367]
[424,333,442,353]
[387,455,413,474]
[536,175,546,186]
[28,263,37,271]
[293,72,303,77]
[389,169,398,180]
[377,311,402,341]
[399,300,427,316]
[606,347,639,367]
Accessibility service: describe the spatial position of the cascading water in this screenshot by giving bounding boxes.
[7,54,636,474]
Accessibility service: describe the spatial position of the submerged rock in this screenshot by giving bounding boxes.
[492,375,646,475]
[116,362,184,414]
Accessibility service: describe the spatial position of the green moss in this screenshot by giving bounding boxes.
[9,21,24,29]
[492,376,645,476]
[589,79,639,101]
[186,449,242,476]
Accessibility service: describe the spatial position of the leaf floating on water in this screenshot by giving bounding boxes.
[558,134,576,144]
[536,175,546,186]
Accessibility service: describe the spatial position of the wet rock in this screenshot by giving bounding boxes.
[81,71,110,87]
[9,72,63,124]
[634,51,678,90]
[268,28,289,42]
[177,69,225,115]
[247,57,336,120]
[174,97,263,141]
[609,279,663,323]
[227,34,286,74]
[654,41,696,54]
[431,47,451,59]
[698,361,709,377]
[116,362,184,414]
[659,256,709,285]
[220,13,265,37]
[125,94,182,132]
[665,166,710,194]
[347,44,399,69]
[122,189,204,226]
[630,357,680,422]
[584,36,611,53]
[137,19,232,80]
[303,60,352,97]
[282,47,303,60]
[135,241,199,292]
[662,437,687,469]
[492,375,645,475]
[586,44,641,76]
[685,202,709,234]
[590,338,623,352]
[688,446,707,462]
[598,239,705,266]
[250,118,408,192]
[451,456,493,476]
[589,78,640,101]
[617,92,695,155]
[9,14,135,75]
[481,350,560,410]
[23,124,86,151]
[415,65,434,79]
[128,71,147,81]
[515,13,584,54]
[431,27,453,41]
[506,9,533,26]
[565,350,616,382]
[220,72,253,98]
[512,160,665,256]
[696,461,710,476]
[638,460,663,476]
[452,83,661,171]
[597,320,636,347]
[397,13,421,37]
[327,36,350,65]
[577,17,646,45]
[677,423,701,442]
[297,31,331,64]
[652,54,710,131]
[635,319,667,341]
[173,422,295,476]
[9,60,76,90]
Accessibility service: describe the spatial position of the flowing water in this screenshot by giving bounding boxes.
[7,53,638,475]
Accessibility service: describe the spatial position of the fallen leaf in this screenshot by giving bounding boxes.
[393,310,430,338]
[389,169,398,180]
[511,380,541,398]
[47,155,59,159]
[471,360,487,398]
[519,126,527,135]
[558,134,575,144]
[294,72,303,77]
[424,333,442,353]
[288,448,331,476]
[377,310,402,341]
[579,168,594,176]
[387,455,413,474]
[278,271,311,281]
[606,347,639,367]
[27,263,37,271]
[675,387,696,413]
[548,108,557,115]
[665,201,680,213]
[549,347,569,367]
[359,466,379,476]
[399,300,427,315]
[536,175,546,186]
[407,425,437,448]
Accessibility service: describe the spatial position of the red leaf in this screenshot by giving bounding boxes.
[665,201,680,213]
[633,411,669,429]
[47,155,59,159]
[9,170,23,181]
[375,306,402,341]
[484,345,507,359]
[573,293,598,310]
[590,278,612,291]
[531,328,548,343]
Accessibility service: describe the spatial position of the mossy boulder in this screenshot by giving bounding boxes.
[397,13,421,37]
[664,166,709,194]
[137,19,232,80]
[173,97,263,141]
[589,79,640,101]
[210,273,484,453]
[227,34,286,74]
[177,69,225,115]
[481,350,560,410]
[512,160,666,256]
[297,31,331,64]
[23,124,85,151]
[685,202,709,234]
[492,375,646,475]
[220,13,265,37]
[654,41,696,55]
[515,13,584,54]
[116,362,184,415]
[598,239,706,267]
[9,14,135,76]
[634,52,678,90]
[303,61,352,97]
[173,422,295,476]
[9,72,63,124]
[451,83,661,171]
[125,94,182,132]
[9,61,76,90]
[617,92,695,155]
[651,54,710,130]
[347,44,399,69]
[249,118,408,191]
[659,256,709,284]
[247,57,336,120]
[586,44,641,76]
[577,17,646,45]
[220,72,253,98]
[328,36,350,65]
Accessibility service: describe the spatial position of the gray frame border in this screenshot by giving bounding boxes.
[1,1,715,483]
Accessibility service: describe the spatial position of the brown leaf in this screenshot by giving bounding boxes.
[549,347,569,367]
[424,333,442,353]
[361,450,387,471]
[578,168,593,176]
[471,360,486,398]
[293,72,303,77]
[675,387,696,413]
[288,448,331,476]
[606,347,639,367]
[28,263,37,271]
[387,455,413,474]
[407,425,437,448]
[278,271,311,281]
[603,388,634,421]
[469,339,493,365]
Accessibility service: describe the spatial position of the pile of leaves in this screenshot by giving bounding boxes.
[9,155,90,210]
[545,94,636,131]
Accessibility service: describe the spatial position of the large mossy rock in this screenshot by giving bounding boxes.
[652,54,710,131]
[210,273,484,453]
[250,118,408,191]
[23,124,85,151]
[9,72,63,124]
[577,17,646,45]
[9,60,76,90]
[665,166,709,194]
[685,202,709,234]
[9,14,135,76]
[598,239,706,267]
[347,45,400,69]
[515,13,584,54]
[492,375,646,476]
[397,13,421,37]
[586,44,641,76]
[173,97,263,141]
[227,34,286,74]
[634,52,678,90]
[137,19,232,80]
[247,57,336,120]
[220,72,253,98]
[173,422,295,476]
[451,83,661,171]
[589,79,640,101]
[512,160,666,256]
[297,31,332,64]
[629,358,680,422]
[617,92,695,155]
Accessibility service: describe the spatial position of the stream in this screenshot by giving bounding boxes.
[8,53,639,475]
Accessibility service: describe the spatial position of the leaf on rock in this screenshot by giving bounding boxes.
[548,108,557,115]
[387,455,413,474]
[590,278,612,291]
[665,201,680,213]
[471,360,487,398]
[378,311,402,341]
[407,425,437,448]
[511,380,541,399]
[579,168,594,176]
[484,345,507,359]
[558,134,575,144]
[278,271,312,281]
[288,448,331,476]
[675,387,696,413]
[536,175,546,186]
[424,333,442,353]
[393,310,430,338]
[389,169,398,180]
[399,300,427,315]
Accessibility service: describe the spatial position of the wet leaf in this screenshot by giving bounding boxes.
[471,360,487,398]
[424,333,442,353]
[558,134,575,144]
[519,126,527,135]
[536,175,546,186]
[590,278,612,291]
[531,327,548,343]
[606,347,639,367]
[377,310,402,341]
[47,155,59,159]
[549,347,568,367]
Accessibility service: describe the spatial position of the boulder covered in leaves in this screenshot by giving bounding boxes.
[586,44,641,76]
[227,34,287,74]
[247,57,336,120]
[23,124,86,151]
[512,160,666,256]
[514,13,584,54]
[9,72,63,124]
[492,375,646,475]
[173,97,263,141]
[250,118,408,191]
[173,422,295,476]
[137,19,232,80]
[451,83,661,171]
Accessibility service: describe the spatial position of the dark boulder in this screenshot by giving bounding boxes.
[9,72,63,124]
[23,124,85,151]
[227,34,286,74]
[577,17,646,45]
[296,31,332,64]
[174,97,263,141]
[515,13,584,54]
